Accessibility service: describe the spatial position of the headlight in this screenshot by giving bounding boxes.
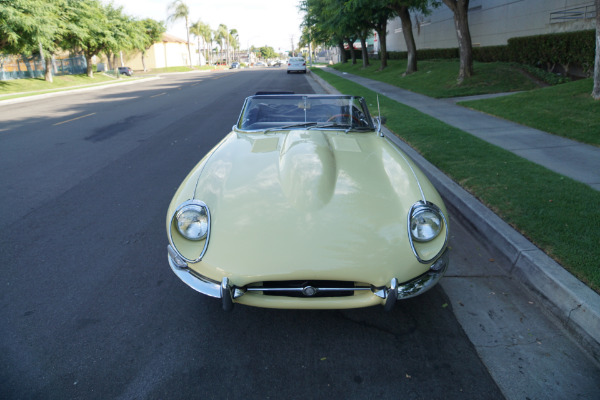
[409,203,443,242]
[175,201,209,241]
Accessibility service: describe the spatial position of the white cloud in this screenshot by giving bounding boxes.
[108,0,305,52]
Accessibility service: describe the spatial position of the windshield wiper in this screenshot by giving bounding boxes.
[307,123,373,133]
[264,122,318,132]
[307,123,351,130]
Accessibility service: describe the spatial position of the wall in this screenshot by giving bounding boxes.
[387,0,596,51]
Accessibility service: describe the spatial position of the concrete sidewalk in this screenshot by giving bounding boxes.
[308,69,600,377]
[323,67,600,191]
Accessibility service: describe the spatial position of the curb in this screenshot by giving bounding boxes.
[309,69,600,363]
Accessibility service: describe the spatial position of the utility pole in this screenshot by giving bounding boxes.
[290,35,294,57]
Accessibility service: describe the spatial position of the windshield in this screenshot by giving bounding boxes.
[236,95,375,131]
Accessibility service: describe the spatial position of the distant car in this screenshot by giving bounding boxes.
[166,93,450,311]
[270,60,282,67]
[255,61,266,67]
[118,66,133,76]
[230,62,240,69]
[287,57,306,74]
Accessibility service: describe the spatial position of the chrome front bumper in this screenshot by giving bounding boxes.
[168,245,449,311]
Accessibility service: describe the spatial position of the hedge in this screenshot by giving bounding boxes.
[347,30,595,76]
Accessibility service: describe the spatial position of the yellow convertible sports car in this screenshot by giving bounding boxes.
[167,94,449,311]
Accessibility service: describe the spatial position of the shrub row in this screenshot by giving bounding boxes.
[507,30,595,75]
[351,30,595,76]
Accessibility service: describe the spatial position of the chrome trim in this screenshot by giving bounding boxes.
[397,249,449,299]
[168,200,211,263]
[221,278,234,311]
[233,94,375,133]
[384,135,426,202]
[244,286,373,293]
[407,201,449,264]
[167,245,221,298]
[167,247,449,308]
[384,278,398,311]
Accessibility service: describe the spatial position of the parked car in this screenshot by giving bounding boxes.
[255,61,266,67]
[230,62,240,69]
[166,93,449,311]
[287,57,306,74]
[118,66,133,76]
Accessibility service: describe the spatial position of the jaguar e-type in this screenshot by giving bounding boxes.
[166,94,449,311]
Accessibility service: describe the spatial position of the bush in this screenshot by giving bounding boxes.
[508,30,595,76]
[376,30,594,78]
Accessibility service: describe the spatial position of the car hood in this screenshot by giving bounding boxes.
[189,129,441,286]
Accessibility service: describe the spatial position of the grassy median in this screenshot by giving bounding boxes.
[312,67,600,293]
[0,73,133,100]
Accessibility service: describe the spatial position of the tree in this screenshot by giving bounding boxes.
[0,0,63,81]
[138,19,165,72]
[259,46,276,60]
[61,0,117,78]
[593,0,600,100]
[167,0,192,68]
[301,0,369,66]
[200,24,213,65]
[441,0,473,83]
[345,0,395,70]
[189,20,204,66]
[215,24,228,64]
[386,0,439,75]
[104,4,145,77]
[229,29,239,62]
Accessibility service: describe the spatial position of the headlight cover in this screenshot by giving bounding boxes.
[407,201,448,264]
[410,207,442,242]
[175,201,209,241]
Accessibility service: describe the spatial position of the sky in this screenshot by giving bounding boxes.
[108,0,305,53]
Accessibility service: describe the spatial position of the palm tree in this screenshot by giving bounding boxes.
[229,29,239,62]
[189,20,204,66]
[167,0,192,68]
[199,24,213,65]
[215,24,228,65]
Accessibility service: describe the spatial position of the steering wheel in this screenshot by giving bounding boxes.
[327,114,361,124]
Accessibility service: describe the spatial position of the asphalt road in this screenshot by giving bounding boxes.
[1,68,503,399]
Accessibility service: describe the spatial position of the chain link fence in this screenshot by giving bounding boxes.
[0,55,87,80]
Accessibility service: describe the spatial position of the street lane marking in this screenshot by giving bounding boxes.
[151,92,167,98]
[53,112,96,126]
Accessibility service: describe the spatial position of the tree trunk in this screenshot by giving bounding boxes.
[442,0,473,83]
[347,38,357,65]
[113,54,121,79]
[44,56,53,83]
[85,54,94,78]
[396,6,417,75]
[142,50,147,72]
[359,33,369,68]
[198,36,202,68]
[592,0,600,100]
[185,18,192,68]
[338,41,347,63]
[377,25,388,70]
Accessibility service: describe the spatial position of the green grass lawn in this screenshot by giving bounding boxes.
[0,73,133,99]
[332,59,541,98]
[313,67,600,294]
[0,66,221,100]
[460,78,600,147]
[332,59,600,147]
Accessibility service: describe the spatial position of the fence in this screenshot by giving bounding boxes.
[0,55,87,80]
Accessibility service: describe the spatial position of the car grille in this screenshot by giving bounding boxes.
[255,280,359,298]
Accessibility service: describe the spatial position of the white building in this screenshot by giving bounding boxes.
[386,0,596,51]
